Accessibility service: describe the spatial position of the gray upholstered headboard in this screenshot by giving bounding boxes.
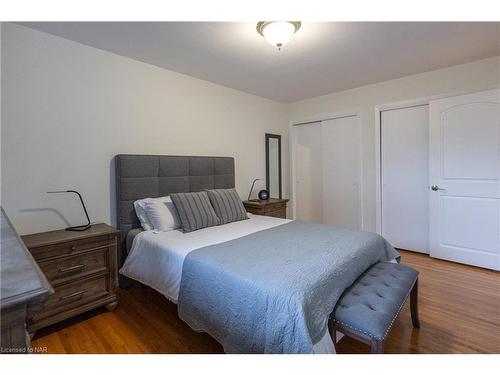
[115,154,235,267]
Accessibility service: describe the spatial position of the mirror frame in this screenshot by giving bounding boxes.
[265,133,282,199]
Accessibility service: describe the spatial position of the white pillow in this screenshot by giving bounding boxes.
[142,196,181,232]
[134,200,153,231]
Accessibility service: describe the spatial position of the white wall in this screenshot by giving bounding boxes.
[3,22,499,236]
[287,56,500,232]
[0,24,2,207]
[1,23,288,234]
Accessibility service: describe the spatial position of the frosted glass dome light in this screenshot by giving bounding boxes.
[256,22,301,50]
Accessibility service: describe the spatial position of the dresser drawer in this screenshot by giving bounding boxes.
[30,236,111,261]
[33,275,109,321]
[38,248,107,284]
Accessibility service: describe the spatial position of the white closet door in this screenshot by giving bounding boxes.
[381,105,429,253]
[295,121,323,223]
[429,89,500,270]
[321,116,361,230]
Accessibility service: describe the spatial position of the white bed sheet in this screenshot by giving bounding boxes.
[119,213,336,354]
[120,214,290,302]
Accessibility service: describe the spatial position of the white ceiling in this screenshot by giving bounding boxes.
[18,22,500,103]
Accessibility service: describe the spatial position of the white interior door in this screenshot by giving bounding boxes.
[295,121,323,223]
[429,89,500,271]
[381,105,429,253]
[321,116,361,229]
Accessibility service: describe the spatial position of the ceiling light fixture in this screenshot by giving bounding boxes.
[256,21,301,51]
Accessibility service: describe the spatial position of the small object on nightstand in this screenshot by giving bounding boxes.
[258,190,269,200]
[243,198,289,219]
[21,223,120,337]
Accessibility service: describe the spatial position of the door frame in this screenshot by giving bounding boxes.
[374,86,500,235]
[289,109,364,229]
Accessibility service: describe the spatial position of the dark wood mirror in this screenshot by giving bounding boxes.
[265,133,282,199]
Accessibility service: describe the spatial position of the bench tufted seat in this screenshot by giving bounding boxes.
[330,262,420,353]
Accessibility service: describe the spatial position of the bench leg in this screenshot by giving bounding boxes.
[371,339,384,354]
[410,278,420,329]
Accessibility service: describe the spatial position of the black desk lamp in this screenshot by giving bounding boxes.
[47,190,91,231]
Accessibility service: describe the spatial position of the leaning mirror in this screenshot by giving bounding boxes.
[265,133,282,199]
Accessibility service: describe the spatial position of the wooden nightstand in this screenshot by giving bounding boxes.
[21,223,119,336]
[243,198,289,219]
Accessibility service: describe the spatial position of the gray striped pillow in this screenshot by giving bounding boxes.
[170,191,220,233]
[206,188,248,225]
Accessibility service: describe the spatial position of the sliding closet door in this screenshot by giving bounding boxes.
[295,122,323,223]
[294,116,361,228]
[381,105,429,253]
[321,116,361,230]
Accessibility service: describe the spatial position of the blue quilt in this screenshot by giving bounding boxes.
[178,221,399,353]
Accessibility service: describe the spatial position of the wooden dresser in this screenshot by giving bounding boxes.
[1,208,52,353]
[21,224,119,336]
[243,198,289,219]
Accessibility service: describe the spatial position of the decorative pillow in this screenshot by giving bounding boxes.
[134,200,153,231]
[142,196,181,232]
[170,191,220,233]
[206,188,248,225]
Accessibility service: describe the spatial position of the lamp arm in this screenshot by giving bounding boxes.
[66,190,91,226]
[247,178,263,201]
[47,190,91,230]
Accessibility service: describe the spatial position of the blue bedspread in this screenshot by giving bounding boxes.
[177,221,399,353]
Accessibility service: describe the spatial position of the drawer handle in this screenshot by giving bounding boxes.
[70,246,77,251]
[59,290,86,301]
[58,264,85,274]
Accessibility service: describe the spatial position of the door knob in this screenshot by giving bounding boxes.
[431,185,446,191]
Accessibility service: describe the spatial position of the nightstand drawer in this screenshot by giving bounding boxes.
[243,199,289,219]
[22,223,119,334]
[262,202,286,212]
[34,275,109,321]
[38,249,107,284]
[244,207,261,215]
[30,236,110,261]
[265,208,287,218]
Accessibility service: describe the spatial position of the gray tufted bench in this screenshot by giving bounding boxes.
[330,262,420,353]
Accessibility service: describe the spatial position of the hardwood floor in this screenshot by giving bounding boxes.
[32,250,500,354]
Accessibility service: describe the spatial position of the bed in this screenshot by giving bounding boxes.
[115,154,398,354]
